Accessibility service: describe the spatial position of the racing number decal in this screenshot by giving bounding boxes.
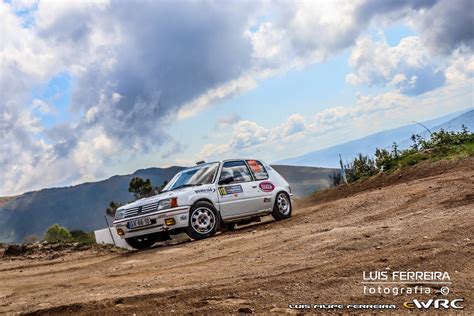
[218,185,243,196]
[259,181,275,192]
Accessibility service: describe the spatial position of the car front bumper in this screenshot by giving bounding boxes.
[112,206,190,239]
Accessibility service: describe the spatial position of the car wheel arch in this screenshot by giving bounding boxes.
[277,190,290,198]
[273,189,290,201]
[192,198,216,208]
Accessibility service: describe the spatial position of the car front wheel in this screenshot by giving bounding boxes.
[125,234,158,249]
[271,192,292,221]
[185,201,219,240]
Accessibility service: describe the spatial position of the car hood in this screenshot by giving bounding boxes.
[117,184,211,210]
[117,191,177,210]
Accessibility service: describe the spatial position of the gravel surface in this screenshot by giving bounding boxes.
[1,158,472,315]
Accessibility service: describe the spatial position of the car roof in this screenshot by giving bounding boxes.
[202,158,266,164]
[189,158,266,168]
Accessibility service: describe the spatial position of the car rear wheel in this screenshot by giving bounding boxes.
[271,192,292,221]
[185,201,219,240]
[125,234,158,249]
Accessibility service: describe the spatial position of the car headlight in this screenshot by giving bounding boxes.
[157,197,178,211]
[115,209,125,220]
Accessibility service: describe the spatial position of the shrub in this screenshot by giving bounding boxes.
[70,230,96,245]
[388,127,474,170]
[44,224,72,242]
[344,126,473,183]
[329,171,343,187]
[345,154,376,182]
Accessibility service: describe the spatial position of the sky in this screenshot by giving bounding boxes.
[1,0,473,196]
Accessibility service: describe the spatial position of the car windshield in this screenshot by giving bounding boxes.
[162,162,219,191]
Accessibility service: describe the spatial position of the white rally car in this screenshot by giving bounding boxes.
[113,159,292,249]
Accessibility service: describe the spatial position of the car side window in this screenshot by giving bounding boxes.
[246,160,269,180]
[220,161,253,183]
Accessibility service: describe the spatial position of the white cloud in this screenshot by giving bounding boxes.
[71,127,119,183]
[445,50,474,84]
[178,0,471,118]
[346,36,445,95]
[1,0,473,195]
[177,75,257,120]
[10,0,38,11]
[247,22,286,64]
[215,114,242,129]
[31,99,54,114]
[197,78,473,162]
[277,114,307,137]
[0,3,58,81]
[199,114,309,160]
[85,106,99,124]
[231,121,270,149]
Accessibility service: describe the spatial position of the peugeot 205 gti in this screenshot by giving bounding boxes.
[113,159,293,249]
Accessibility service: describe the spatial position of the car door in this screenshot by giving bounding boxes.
[217,160,267,220]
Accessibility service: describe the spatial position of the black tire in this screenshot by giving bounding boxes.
[271,192,292,221]
[185,201,219,240]
[155,232,172,242]
[125,234,158,249]
[224,223,236,231]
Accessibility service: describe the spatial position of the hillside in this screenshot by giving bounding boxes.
[1,157,472,314]
[269,165,336,197]
[0,166,184,243]
[0,165,335,243]
[0,196,16,207]
[278,108,473,167]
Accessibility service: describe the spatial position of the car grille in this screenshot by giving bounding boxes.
[122,201,159,219]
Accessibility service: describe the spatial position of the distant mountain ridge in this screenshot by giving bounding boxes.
[0,165,336,243]
[277,108,474,168]
[0,166,184,243]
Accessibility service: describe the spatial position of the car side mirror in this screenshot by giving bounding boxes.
[218,176,234,185]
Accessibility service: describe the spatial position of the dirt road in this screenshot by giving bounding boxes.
[1,158,473,315]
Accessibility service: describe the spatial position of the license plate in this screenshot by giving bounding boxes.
[127,217,152,229]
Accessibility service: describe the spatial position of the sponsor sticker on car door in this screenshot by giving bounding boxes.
[218,185,244,196]
[259,181,275,192]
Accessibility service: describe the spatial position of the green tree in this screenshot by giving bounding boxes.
[375,148,393,171]
[106,201,123,217]
[105,178,165,218]
[410,134,425,151]
[156,180,168,193]
[345,153,376,182]
[391,142,399,158]
[44,224,72,242]
[129,177,156,199]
